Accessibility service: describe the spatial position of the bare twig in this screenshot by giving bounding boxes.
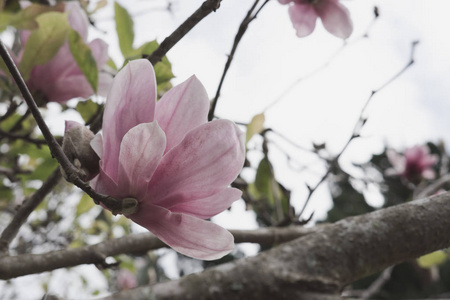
[145,0,222,65]
[0,128,50,146]
[208,0,269,121]
[360,266,394,299]
[262,11,379,112]
[297,41,419,219]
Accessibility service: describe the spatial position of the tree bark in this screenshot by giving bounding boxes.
[97,192,450,300]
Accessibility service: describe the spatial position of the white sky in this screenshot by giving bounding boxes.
[4,0,450,298]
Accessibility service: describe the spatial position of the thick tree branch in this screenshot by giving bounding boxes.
[97,192,450,299]
[0,226,315,279]
[145,0,222,65]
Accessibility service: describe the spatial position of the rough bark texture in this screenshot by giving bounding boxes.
[97,193,450,300]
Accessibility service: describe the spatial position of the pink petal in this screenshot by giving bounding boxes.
[88,39,110,69]
[117,122,166,200]
[40,74,94,103]
[315,0,353,39]
[131,203,234,260]
[167,187,242,219]
[288,3,318,38]
[91,165,120,197]
[90,134,103,159]
[66,2,89,41]
[102,59,157,182]
[155,75,209,153]
[147,119,245,207]
[65,120,81,132]
[98,72,114,97]
[278,0,291,4]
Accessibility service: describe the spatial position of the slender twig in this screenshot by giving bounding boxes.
[0,226,316,279]
[208,0,269,121]
[297,41,419,219]
[145,0,222,65]
[359,266,394,299]
[0,128,50,146]
[0,40,136,216]
[0,168,62,253]
[262,14,379,113]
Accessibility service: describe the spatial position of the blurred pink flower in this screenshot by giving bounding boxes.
[90,59,245,260]
[116,269,138,291]
[278,0,353,39]
[386,145,438,183]
[24,2,112,103]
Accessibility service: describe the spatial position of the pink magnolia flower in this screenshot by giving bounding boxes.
[279,0,353,39]
[386,145,438,183]
[116,269,138,291]
[24,2,112,103]
[90,59,245,260]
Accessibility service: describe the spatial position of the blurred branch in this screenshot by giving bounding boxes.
[145,0,222,65]
[95,192,450,300]
[297,40,419,219]
[0,128,51,146]
[0,40,139,216]
[0,168,62,253]
[208,0,269,121]
[0,226,316,279]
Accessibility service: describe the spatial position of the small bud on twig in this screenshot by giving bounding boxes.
[61,121,100,181]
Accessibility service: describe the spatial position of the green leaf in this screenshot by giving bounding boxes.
[254,156,279,205]
[68,28,98,92]
[246,113,265,144]
[106,58,118,70]
[76,193,95,216]
[19,11,69,80]
[4,3,65,31]
[114,1,134,58]
[76,99,101,123]
[417,251,448,268]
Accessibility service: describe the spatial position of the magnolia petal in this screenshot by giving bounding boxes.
[131,203,234,260]
[118,122,166,200]
[42,74,94,102]
[102,59,157,182]
[91,165,120,197]
[66,2,89,41]
[90,134,103,159]
[97,72,114,98]
[89,39,110,69]
[156,75,209,153]
[167,188,242,219]
[148,119,245,206]
[278,0,291,4]
[288,4,318,38]
[316,0,353,39]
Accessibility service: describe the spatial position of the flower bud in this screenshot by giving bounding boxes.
[61,121,100,181]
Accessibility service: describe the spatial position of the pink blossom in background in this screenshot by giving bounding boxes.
[24,2,112,103]
[90,59,245,260]
[386,145,438,183]
[278,0,353,39]
[116,269,138,291]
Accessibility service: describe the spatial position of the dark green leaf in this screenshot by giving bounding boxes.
[114,1,134,58]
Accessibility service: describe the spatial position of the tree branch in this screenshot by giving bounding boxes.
[97,192,450,299]
[145,0,222,65]
[208,0,268,121]
[0,226,315,279]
